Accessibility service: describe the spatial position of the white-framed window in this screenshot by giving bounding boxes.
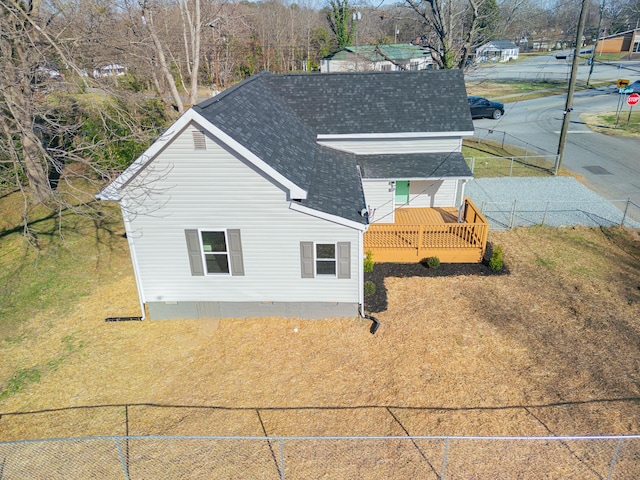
[300,241,350,279]
[184,229,244,277]
[200,230,230,274]
[315,243,337,276]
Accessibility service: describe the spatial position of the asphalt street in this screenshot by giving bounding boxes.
[466,53,640,222]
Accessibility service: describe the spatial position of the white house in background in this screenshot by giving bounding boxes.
[93,64,128,78]
[475,40,520,63]
[320,44,433,73]
[97,70,474,321]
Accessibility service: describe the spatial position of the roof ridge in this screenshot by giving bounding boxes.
[196,71,271,110]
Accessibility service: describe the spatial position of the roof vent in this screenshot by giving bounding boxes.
[192,130,206,150]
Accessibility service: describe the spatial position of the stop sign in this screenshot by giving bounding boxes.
[627,93,640,106]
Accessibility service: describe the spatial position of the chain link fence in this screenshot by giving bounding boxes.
[0,434,638,479]
[470,128,558,156]
[468,155,559,177]
[478,198,640,231]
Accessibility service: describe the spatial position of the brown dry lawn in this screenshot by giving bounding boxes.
[1,224,640,442]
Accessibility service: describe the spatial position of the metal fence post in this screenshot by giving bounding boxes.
[471,157,475,173]
[542,201,550,226]
[280,438,285,480]
[607,437,624,480]
[620,198,630,227]
[441,437,449,480]
[115,438,131,480]
[509,157,514,176]
[509,200,517,229]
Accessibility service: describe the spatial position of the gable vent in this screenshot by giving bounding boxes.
[192,130,206,150]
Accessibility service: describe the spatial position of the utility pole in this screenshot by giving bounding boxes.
[587,0,605,88]
[353,10,361,71]
[555,0,589,175]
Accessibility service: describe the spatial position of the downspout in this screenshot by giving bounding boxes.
[358,221,380,334]
[361,306,380,334]
[458,179,468,208]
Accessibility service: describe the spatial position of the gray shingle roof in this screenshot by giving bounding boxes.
[357,152,472,179]
[262,69,473,134]
[481,40,519,50]
[194,70,472,226]
[297,147,367,225]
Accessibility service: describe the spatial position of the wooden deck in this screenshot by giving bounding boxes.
[364,199,489,263]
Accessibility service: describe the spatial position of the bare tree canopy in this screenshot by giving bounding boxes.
[0,0,171,234]
[404,0,501,69]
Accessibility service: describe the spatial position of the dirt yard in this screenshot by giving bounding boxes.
[1,226,639,441]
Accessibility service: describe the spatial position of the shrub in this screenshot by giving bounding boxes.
[423,256,440,269]
[364,281,376,297]
[363,251,374,273]
[489,245,504,271]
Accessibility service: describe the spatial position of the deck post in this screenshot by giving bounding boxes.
[417,225,424,260]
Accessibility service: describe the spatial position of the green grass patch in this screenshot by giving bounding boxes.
[0,188,129,343]
[0,367,42,400]
[1,333,86,400]
[462,140,556,178]
[466,80,568,102]
[587,111,640,136]
[534,256,556,268]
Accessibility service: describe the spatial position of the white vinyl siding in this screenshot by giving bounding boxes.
[317,137,462,155]
[361,180,395,224]
[408,180,458,207]
[363,179,459,224]
[121,125,360,305]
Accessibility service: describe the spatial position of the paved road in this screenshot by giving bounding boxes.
[466,51,640,83]
[466,54,640,222]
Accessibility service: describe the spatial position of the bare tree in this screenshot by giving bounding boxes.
[0,0,172,236]
[1,0,67,203]
[405,0,495,69]
[135,0,186,112]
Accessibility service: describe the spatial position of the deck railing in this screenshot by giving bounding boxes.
[364,199,489,263]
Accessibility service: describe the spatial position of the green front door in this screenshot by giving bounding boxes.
[395,181,410,205]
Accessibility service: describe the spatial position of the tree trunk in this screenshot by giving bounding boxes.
[1,0,53,203]
[140,3,185,113]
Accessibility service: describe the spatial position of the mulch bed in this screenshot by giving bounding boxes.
[364,244,508,313]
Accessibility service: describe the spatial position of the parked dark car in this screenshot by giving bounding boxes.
[468,96,505,120]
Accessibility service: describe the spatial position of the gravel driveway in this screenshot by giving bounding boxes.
[465,177,640,230]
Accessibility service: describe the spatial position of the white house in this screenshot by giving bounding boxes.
[475,40,519,63]
[97,70,475,321]
[320,44,433,73]
[93,64,128,78]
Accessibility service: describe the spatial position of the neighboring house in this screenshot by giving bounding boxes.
[596,28,640,57]
[476,40,519,63]
[320,44,433,73]
[97,69,480,321]
[93,64,128,78]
